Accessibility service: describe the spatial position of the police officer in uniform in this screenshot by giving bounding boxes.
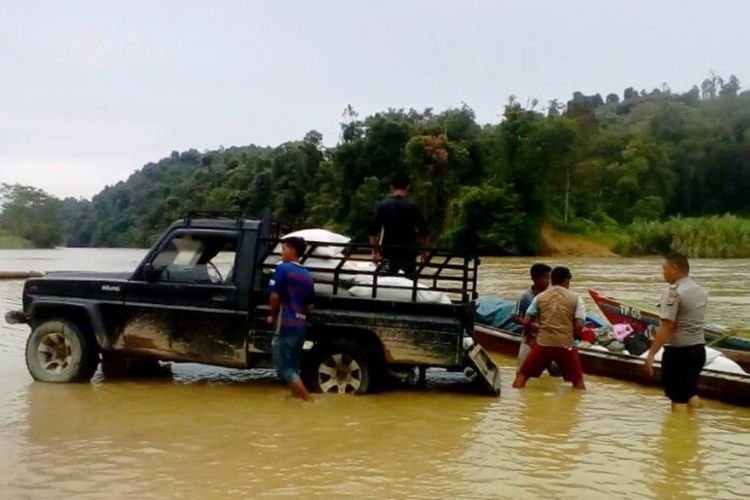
[644,253,708,410]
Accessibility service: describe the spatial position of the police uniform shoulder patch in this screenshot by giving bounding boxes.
[666,288,679,307]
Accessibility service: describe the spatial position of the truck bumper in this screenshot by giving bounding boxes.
[4,310,27,325]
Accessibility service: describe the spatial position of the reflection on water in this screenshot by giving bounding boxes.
[1,249,750,498]
[649,412,705,499]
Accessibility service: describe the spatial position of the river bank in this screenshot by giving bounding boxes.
[0,230,31,250]
[0,271,43,280]
[540,224,617,257]
[539,215,750,258]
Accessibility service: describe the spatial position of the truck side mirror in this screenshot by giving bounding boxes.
[143,263,163,281]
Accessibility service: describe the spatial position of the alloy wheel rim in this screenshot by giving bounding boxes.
[36,332,73,374]
[317,353,362,394]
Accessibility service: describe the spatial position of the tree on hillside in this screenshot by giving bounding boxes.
[720,75,741,98]
[0,184,65,248]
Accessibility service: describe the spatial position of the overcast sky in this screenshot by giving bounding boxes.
[1,0,748,199]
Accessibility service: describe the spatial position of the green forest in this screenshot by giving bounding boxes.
[2,74,750,257]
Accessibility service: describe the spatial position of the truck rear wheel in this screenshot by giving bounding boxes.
[25,319,99,383]
[310,339,371,395]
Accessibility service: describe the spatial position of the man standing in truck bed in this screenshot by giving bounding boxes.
[370,172,429,277]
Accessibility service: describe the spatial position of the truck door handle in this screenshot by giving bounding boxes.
[212,294,227,302]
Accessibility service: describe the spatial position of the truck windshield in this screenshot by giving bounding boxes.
[152,232,238,284]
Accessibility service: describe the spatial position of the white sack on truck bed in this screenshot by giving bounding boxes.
[274,229,350,257]
[347,275,452,304]
[264,228,354,294]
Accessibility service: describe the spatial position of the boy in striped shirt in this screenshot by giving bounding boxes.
[267,236,315,401]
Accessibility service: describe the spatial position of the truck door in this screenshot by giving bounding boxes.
[122,229,248,367]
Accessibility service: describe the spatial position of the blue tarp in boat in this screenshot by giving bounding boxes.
[475,295,605,333]
[475,296,522,333]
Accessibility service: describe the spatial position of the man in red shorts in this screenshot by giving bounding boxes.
[512,266,586,390]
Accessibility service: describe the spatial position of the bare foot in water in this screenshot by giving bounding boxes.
[512,374,527,389]
[290,378,314,402]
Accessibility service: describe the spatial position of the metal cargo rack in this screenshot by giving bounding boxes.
[259,238,479,305]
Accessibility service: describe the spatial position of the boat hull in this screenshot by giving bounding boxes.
[588,289,750,372]
[474,324,750,406]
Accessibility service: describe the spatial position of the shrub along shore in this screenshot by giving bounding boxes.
[617,215,750,258]
[0,230,32,249]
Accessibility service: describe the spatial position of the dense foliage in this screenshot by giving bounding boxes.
[2,75,750,256]
[0,184,64,248]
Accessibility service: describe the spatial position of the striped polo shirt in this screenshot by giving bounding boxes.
[269,262,314,337]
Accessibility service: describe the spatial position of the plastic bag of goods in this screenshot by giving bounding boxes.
[639,348,663,362]
[704,355,746,375]
[303,258,376,290]
[704,347,722,365]
[263,229,354,280]
[281,229,350,257]
[267,257,376,297]
[612,323,634,341]
[265,229,351,266]
[312,282,351,297]
[347,275,452,304]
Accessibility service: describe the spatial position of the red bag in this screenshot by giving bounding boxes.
[577,326,596,344]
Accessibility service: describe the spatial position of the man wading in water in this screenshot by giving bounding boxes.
[644,253,708,411]
[369,172,429,277]
[512,263,552,373]
[267,237,315,402]
[512,266,586,390]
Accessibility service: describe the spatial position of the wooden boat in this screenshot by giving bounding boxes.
[473,323,750,406]
[589,289,750,372]
[0,271,44,280]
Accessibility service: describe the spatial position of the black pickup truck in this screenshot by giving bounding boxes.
[5,213,500,395]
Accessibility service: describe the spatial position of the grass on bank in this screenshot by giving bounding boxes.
[0,229,32,249]
[557,214,750,259]
[553,215,628,256]
[617,214,750,258]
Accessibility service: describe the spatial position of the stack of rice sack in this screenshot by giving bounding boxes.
[266,229,451,304]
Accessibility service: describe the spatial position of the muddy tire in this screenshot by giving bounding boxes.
[25,319,99,383]
[309,339,372,395]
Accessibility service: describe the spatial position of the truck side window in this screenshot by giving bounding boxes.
[152,233,238,284]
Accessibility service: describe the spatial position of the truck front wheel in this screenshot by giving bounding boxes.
[25,319,99,383]
[309,339,371,395]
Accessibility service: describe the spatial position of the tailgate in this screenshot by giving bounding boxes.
[466,344,501,396]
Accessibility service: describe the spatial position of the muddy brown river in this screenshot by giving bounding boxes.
[1,249,749,498]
